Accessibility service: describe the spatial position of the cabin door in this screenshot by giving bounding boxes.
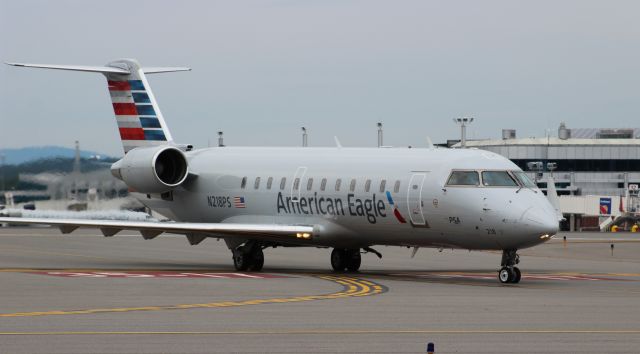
[407,173,427,226]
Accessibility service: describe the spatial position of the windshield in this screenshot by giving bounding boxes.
[481,171,518,187]
[513,171,537,188]
[446,171,480,186]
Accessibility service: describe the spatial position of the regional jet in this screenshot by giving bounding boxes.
[1,59,559,283]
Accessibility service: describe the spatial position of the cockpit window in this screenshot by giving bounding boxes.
[481,171,518,187]
[513,171,537,188]
[446,171,480,186]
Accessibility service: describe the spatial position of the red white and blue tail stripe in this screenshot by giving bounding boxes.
[104,59,174,153]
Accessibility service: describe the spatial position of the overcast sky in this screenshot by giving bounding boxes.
[2,0,639,156]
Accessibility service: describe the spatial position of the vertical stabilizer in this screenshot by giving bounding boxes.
[104,59,173,153]
[6,59,190,154]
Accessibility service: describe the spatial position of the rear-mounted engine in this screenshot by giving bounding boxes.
[110,145,188,193]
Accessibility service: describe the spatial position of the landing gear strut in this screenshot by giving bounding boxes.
[498,249,521,284]
[331,248,361,272]
[233,242,264,272]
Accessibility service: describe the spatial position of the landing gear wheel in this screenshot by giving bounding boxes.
[512,267,521,283]
[499,249,522,284]
[498,267,512,284]
[331,248,347,272]
[345,250,362,272]
[233,248,250,271]
[232,243,264,272]
[248,248,264,272]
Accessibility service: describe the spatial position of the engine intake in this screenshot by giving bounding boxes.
[111,146,189,194]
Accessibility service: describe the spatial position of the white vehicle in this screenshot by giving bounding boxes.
[1,59,559,283]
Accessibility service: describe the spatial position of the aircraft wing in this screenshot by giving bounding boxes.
[0,217,315,242]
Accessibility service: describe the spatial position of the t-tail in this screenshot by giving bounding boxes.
[5,59,190,153]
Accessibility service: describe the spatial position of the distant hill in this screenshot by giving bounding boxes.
[0,155,117,192]
[0,146,114,165]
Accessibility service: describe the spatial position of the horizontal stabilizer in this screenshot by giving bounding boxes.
[5,62,131,74]
[143,67,192,74]
[5,62,191,75]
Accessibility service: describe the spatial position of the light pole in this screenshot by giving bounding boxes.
[453,117,474,148]
[377,122,383,148]
[218,131,224,147]
[0,154,4,193]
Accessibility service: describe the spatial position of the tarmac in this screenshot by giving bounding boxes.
[0,227,639,353]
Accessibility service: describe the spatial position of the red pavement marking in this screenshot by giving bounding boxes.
[28,271,289,279]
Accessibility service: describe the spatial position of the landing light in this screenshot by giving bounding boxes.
[296,232,312,239]
[540,234,551,240]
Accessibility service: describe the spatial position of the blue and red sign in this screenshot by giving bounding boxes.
[599,198,612,215]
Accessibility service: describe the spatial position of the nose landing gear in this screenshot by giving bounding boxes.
[498,249,521,284]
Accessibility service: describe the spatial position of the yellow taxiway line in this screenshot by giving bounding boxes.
[0,275,386,318]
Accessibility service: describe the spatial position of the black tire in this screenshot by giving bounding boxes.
[248,248,264,272]
[345,250,362,272]
[233,250,250,271]
[331,248,347,272]
[498,267,512,284]
[512,267,521,283]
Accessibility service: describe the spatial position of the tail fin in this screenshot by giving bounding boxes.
[6,59,190,153]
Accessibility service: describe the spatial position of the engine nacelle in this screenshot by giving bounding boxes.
[110,145,189,194]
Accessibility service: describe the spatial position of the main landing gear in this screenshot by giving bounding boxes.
[331,248,362,272]
[498,249,521,284]
[232,241,264,271]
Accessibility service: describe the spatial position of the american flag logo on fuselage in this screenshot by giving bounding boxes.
[233,197,246,208]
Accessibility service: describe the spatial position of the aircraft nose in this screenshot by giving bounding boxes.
[523,205,559,237]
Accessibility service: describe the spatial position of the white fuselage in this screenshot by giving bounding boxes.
[138,146,558,251]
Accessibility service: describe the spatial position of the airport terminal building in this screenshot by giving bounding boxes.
[456,123,640,231]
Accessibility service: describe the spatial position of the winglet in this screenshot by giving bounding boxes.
[334,136,343,148]
[426,136,435,149]
[546,175,565,221]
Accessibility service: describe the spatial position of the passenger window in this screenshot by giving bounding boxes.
[394,180,400,193]
[267,177,273,190]
[254,177,261,189]
[350,179,356,192]
[241,177,247,189]
[307,178,313,191]
[293,178,300,191]
[379,179,386,193]
[446,171,480,186]
[335,179,342,191]
[365,179,371,192]
[320,178,327,191]
[280,177,286,190]
[482,171,518,187]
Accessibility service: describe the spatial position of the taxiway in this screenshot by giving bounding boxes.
[0,227,639,353]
